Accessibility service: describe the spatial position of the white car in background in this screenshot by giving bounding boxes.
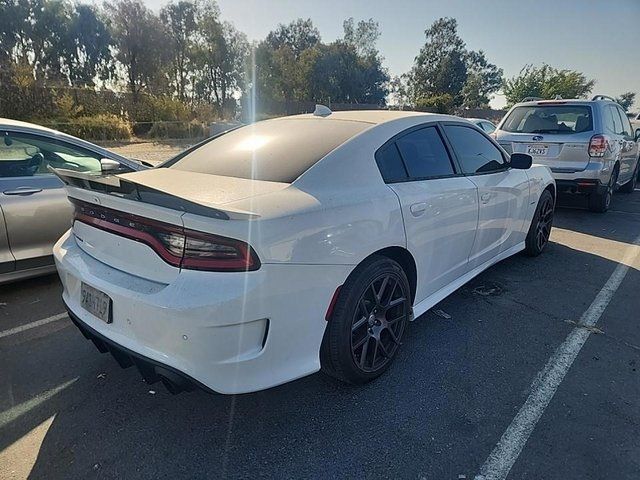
[467,118,498,134]
[53,109,555,394]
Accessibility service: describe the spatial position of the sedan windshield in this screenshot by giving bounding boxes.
[501,105,593,134]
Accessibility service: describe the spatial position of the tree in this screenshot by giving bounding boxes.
[194,11,248,115]
[105,0,171,99]
[343,18,380,57]
[264,18,320,59]
[503,64,595,106]
[615,92,636,112]
[462,50,503,108]
[160,0,200,101]
[67,4,112,86]
[407,17,502,111]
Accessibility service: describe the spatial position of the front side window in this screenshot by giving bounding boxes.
[443,125,506,174]
[395,126,455,179]
[501,105,593,134]
[0,132,102,178]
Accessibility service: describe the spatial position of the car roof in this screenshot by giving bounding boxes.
[288,110,443,125]
[0,117,62,134]
[514,99,616,107]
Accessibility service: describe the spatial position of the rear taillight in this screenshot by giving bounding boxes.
[588,134,608,157]
[72,199,260,272]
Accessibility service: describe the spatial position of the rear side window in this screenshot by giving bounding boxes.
[395,127,455,179]
[501,105,593,134]
[376,143,407,182]
[443,125,506,174]
[618,107,633,136]
[606,105,624,135]
[165,118,369,183]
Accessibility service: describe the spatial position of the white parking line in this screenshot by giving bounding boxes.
[475,232,640,480]
[0,313,68,339]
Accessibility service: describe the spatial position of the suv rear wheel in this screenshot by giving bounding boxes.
[588,166,618,213]
[620,160,639,194]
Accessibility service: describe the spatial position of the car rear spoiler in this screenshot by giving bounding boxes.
[48,166,260,220]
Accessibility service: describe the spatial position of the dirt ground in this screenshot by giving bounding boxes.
[99,139,196,165]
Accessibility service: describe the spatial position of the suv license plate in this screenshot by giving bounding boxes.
[527,144,548,156]
[80,282,112,324]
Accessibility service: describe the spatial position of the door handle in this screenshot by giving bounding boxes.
[410,202,427,216]
[3,187,43,195]
[480,192,492,203]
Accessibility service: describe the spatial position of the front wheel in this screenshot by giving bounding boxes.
[321,256,411,385]
[524,189,554,256]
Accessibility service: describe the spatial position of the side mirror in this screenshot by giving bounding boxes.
[510,153,533,170]
[100,158,121,173]
[635,130,640,142]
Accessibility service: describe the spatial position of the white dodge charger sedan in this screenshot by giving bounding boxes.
[53,109,555,394]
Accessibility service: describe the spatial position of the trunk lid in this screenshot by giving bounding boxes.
[53,168,286,283]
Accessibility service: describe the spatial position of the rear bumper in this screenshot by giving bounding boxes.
[54,230,352,394]
[66,304,213,394]
[555,178,607,195]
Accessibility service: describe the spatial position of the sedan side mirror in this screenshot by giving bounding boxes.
[510,153,533,170]
[100,158,121,173]
[635,129,640,142]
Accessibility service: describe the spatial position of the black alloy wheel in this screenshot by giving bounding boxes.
[350,273,408,373]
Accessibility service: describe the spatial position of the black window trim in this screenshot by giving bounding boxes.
[438,121,511,177]
[374,122,463,184]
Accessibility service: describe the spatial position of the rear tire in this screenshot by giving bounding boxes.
[620,160,639,194]
[524,189,554,257]
[321,255,410,385]
[588,167,618,213]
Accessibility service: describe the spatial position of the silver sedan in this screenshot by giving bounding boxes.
[0,119,147,284]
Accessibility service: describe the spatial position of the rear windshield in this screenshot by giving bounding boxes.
[501,105,593,134]
[164,118,369,183]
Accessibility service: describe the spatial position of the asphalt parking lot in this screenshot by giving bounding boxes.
[1,190,639,480]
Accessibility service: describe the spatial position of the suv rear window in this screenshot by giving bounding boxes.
[501,105,593,134]
[165,118,369,183]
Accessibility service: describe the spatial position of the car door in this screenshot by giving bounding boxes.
[0,204,14,274]
[614,106,639,183]
[441,123,530,269]
[0,130,104,270]
[378,124,479,303]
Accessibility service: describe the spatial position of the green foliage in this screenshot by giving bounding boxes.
[254,17,389,109]
[407,18,502,109]
[105,0,172,96]
[503,64,595,106]
[148,120,207,139]
[415,94,455,114]
[615,92,636,111]
[44,114,133,140]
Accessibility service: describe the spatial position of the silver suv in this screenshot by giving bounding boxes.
[495,95,640,212]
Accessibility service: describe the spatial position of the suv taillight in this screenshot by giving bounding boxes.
[72,199,260,272]
[588,134,608,157]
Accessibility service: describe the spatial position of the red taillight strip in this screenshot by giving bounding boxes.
[71,198,260,272]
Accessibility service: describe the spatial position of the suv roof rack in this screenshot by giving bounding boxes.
[521,96,543,102]
[591,95,616,102]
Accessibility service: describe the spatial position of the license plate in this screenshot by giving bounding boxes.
[527,144,549,156]
[80,282,112,324]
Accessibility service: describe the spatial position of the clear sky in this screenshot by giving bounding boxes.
[144,0,640,109]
